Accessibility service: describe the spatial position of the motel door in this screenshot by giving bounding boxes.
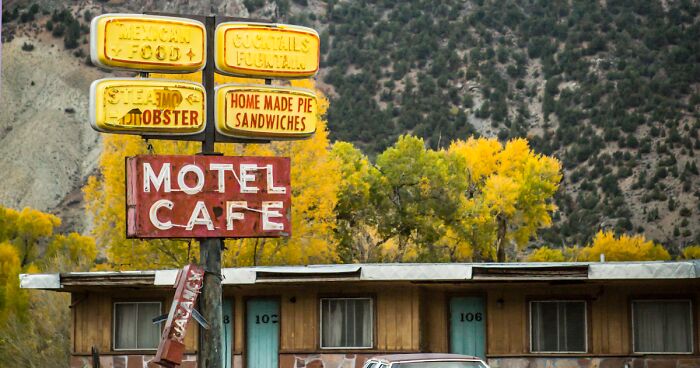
[222,299,233,368]
[246,298,279,368]
[449,296,486,359]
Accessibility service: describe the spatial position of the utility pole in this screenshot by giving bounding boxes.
[198,15,223,368]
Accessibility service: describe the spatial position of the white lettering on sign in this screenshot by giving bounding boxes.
[150,199,174,230]
[239,164,259,193]
[128,156,291,238]
[266,164,286,194]
[171,269,204,342]
[186,201,214,230]
[144,163,172,192]
[262,201,284,230]
[178,164,205,195]
[210,163,234,193]
[226,201,247,230]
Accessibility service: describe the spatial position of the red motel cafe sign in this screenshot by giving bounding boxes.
[153,264,204,367]
[126,155,291,238]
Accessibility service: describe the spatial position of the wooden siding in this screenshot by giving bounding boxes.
[376,286,420,351]
[71,280,700,358]
[420,281,700,357]
[72,291,198,354]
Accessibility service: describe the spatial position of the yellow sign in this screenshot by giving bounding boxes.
[90,14,206,72]
[215,84,317,139]
[215,22,320,79]
[90,78,206,135]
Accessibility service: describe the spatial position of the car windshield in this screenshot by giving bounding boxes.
[394,362,487,368]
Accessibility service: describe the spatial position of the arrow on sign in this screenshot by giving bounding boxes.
[186,93,201,104]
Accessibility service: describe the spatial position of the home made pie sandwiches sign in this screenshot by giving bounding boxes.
[126,155,291,238]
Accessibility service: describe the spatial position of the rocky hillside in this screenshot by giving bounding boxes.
[1,0,699,252]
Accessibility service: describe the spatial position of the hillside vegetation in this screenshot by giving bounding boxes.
[306,0,700,251]
[2,0,699,254]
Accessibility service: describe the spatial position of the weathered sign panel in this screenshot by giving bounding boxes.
[126,155,291,238]
[215,84,317,140]
[91,14,206,72]
[153,264,204,367]
[90,78,206,135]
[214,22,320,78]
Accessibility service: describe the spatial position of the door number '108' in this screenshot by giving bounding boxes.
[255,314,279,324]
[459,312,483,322]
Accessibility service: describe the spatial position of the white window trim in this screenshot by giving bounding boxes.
[319,297,374,349]
[529,300,588,354]
[112,301,162,351]
[631,299,694,355]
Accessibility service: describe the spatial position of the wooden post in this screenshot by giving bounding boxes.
[198,15,223,368]
[199,238,223,368]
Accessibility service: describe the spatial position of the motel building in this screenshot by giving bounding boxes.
[20,261,700,368]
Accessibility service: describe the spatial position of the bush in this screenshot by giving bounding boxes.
[52,24,65,37]
[21,42,35,52]
[64,21,81,49]
[244,0,265,11]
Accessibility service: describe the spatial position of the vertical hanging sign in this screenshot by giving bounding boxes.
[153,264,205,367]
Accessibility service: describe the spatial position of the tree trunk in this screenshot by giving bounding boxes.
[496,214,507,262]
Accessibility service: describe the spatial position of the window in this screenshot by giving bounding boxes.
[632,300,693,353]
[530,300,586,353]
[113,302,162,350]
[320,298,373,348]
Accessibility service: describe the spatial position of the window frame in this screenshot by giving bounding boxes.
[319,297,374,350]
[631,298,694,355]
[112,301,163,351]
[528,299,588,354]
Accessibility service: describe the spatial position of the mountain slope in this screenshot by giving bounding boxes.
[2,0,699,252]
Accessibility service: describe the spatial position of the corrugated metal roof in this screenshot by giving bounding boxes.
[19,261,700,290]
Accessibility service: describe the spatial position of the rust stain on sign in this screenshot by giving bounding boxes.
[126,155,291,238]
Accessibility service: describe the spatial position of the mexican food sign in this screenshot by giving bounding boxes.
[215,84,317,140]
[126,155,291,238]
[214,22,320,78]
[91,14,206,72]
[90,78,205,135]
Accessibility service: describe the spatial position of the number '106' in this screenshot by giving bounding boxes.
[459,312,483,322]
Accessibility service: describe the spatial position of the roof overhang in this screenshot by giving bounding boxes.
[19,261,700,291]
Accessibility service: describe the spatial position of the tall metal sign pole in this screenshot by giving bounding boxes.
[90,12,320,368]
[199,16,222,368]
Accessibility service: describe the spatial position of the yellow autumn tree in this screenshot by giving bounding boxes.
[578,231,670,261]
[223,79,341,266]
[0,205,96,366]
[449,137,562,261]
[681,245,700,259]
[332,136,561,263]
[0,242,23,322]
[84,74,341,268]
[527,246,566,262]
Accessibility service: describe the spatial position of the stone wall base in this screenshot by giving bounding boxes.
[69,354,700,368]
[69,354,197,368]
[487,357,700,368]
[280,353,376,368]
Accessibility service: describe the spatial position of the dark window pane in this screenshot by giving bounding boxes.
[531,301,586,352]
[321,298,372,348]
[634,300,692,353]
[562,302,585,351]
[114,302,160,350]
